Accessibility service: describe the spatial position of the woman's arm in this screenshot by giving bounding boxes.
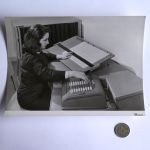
[42,51,72,61]
[32,57,65,82]
[56,51,72,60]
[43,52,57,61]
[32,56,88,82]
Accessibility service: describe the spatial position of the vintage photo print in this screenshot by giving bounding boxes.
[4,17,145,115]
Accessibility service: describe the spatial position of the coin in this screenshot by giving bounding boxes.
[114,123,130,138]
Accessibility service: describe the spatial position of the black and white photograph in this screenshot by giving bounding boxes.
[4,16,145,115]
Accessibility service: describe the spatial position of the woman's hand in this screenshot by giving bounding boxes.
[65,71,89,82]
[57,51,72,60]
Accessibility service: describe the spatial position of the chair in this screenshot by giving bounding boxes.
[6,92,24,111]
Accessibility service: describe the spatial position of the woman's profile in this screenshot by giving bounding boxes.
[17,24,88,110]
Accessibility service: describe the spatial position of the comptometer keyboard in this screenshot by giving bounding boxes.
[61,78,106,110]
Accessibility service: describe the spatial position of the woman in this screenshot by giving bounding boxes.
[17,24,88,110]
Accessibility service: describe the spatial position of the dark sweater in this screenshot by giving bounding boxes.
[17,51,65,110]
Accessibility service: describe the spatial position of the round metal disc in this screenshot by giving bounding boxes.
[114,123,130,138]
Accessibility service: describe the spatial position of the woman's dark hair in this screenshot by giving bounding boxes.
[23,24,49,54]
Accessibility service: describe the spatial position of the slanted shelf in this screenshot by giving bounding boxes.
[58,36,114,72]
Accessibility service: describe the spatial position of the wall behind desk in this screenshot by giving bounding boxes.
[80,16,145,78]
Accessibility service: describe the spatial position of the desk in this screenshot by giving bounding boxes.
[50,82,63,110]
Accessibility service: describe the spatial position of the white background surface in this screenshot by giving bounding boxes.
[0,0,150,150]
